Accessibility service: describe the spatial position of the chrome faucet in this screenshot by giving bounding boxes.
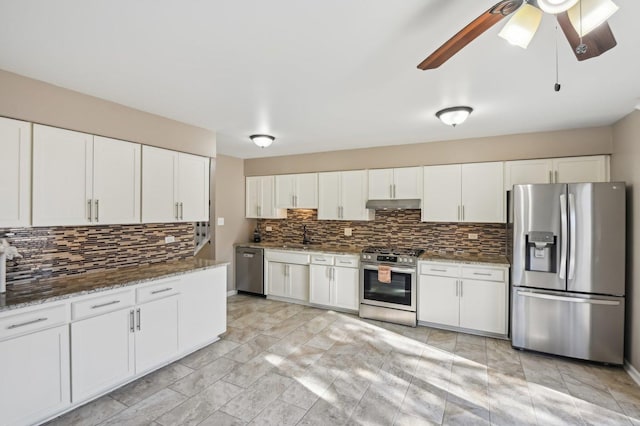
[302,225,311,245]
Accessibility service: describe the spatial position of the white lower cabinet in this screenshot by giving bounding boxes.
[265,250,311,302]
[418,262,508,336]
[0,324,70,426]
[309,254,359,311]
[135,294,179,373]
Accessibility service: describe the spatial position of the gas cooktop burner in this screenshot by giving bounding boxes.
[362,246,425,257]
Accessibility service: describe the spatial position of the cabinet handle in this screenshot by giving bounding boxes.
[549,171,553,183]
[95,199,99,222]
[455,280,458,297]
[91,300,120,309]
[457,205,461,221]
[7,317,47,329]
[338,260,351,264]
[389,184,393,198]
[180,202,184,220]
[462,205,465,221]
[88,199,93,222]
[555,170,559,183]
[472,272,492,276]
[130,310,135,332]
[136,308,141,331]
[151,287,173,295]
[175,202,180,220]
[258,205,262,217]
[431,268,447,272]
[460,281,463,297]
[393,184,396,199]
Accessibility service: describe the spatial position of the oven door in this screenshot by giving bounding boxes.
[360,264,416,311]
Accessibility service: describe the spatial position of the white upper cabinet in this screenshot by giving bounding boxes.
[246,176,286,219]
[318,170,373,221]
[0,117,31,227]
[422,162,504,223]
[368,167,422,200]
[142,146,209,223]
[275,173,318,209]
[504,155,610,189]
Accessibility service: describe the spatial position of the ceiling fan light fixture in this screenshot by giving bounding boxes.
[498,3,543,49]
[568,0,619,37]
[537,0,579,14]
[250,134,275,148]
[436,106,473,127]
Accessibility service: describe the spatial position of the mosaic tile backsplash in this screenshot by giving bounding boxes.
[1,223,195,285]
[257,209,506,255]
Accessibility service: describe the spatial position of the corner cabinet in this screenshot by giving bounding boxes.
[318,170,373,221]
[142,146,210,223]
[275,173,318,209]
[504,155,610,190]
[0,117,31,227]
[422,162,504,223]
[246,176,287,219]
[368,167,422,200]
[33,125,142,226]
[418,261,508,337]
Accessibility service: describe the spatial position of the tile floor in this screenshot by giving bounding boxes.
[48,294,640,425]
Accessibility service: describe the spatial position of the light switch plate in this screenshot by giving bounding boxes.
[344,228,353,236]
[468,233,478,240]
[266,226,273,232]
[165,236,176,243]
[217,217,225,226]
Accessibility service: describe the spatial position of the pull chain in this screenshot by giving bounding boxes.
[555,22,561,92]
[576,0,588,55]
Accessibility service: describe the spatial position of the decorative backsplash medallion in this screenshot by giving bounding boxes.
[0,223,194,285]
[257,209,506,255]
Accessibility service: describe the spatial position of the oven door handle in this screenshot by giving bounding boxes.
[362,264,416,274]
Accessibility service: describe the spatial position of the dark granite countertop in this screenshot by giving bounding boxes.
[419,252,510,267]
[235,242,361,255]
[0,258,228,313]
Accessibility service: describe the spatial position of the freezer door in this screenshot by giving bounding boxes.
[567,183,626,296]
[512,289,624,364]
[512,184,567,291]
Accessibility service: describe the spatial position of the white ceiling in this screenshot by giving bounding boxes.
[0,1,639,159]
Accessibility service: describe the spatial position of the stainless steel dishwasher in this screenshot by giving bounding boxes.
[235,246,264,295]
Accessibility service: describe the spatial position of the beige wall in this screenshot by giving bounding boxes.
[214,155,254,291]
[612,110,640,370]
[0,69,215,157]
[245,126,612,175]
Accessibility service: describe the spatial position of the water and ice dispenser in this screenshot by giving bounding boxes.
[525,231,557,273]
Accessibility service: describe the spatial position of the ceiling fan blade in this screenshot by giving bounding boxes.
[417,0,524,70]
[557,12,617,61]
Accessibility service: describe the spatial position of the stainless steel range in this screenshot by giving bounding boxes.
[359,246,424,327]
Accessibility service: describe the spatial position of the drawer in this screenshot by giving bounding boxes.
[310,254,334,265]
[334,255,359,268]
[461,266,505,282]
[0,304,68,341]
[419,262,459,277]
[265,250,310,265]
[72,290,135,321]
[137,278,181,304]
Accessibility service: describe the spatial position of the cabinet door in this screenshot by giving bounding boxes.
[0,117,31,227]
[135,295,179,374]
[33,125,93,226]
[71,308,135,402]
[93,136,141,225]
[142,146,177,223]
[178,153,210,221]
[459,279,506,335]
[394,167,422,199]
[295,173,318,208]
[461,162,504,223]
[553,156,609,183]
[267,262,288,297]
[179,268,226,353]
[504,159,553,190]
[368,169,394,200]
[275,175,296,208]
[246,177,262,218]
[318,172,341,220]
[0,325,70,426]
[309,265,332,305]
[261,176,284,218]
[418,275,459,327]
[341,170,372,221]
[288,264,310,301]
[333,266,359,311]
[422,164,461,222]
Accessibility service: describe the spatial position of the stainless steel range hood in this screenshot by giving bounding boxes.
[365,199,421,210]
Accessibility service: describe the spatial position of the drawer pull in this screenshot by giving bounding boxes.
[7,317,48,330]
[472,272,492,276]
[431,268,447,272]
[338,260,352,264]
[151,287,173,295]
[314,258,326,261]
[91,300,120,309]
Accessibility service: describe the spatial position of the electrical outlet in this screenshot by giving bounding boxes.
[165,236,176,243]
[468,233,478,240]
[344,228,353,237]
[266,226,273,232]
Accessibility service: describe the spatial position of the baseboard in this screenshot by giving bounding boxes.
[624,360,640,386]
[227,290,238,297]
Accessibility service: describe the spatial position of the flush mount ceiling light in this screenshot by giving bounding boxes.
[498,3,543,49]
[537,0,579,14]
[568,0,619,37]
[435,106,473,127]
[250,134,275,148]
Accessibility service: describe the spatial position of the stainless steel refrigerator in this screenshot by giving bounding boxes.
[510,182,626,364]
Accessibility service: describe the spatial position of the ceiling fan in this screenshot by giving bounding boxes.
[417,0,618,70]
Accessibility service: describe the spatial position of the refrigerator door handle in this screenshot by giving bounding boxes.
[568,193,577,280]
[559,194,568,279]
[516,291,621,306]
